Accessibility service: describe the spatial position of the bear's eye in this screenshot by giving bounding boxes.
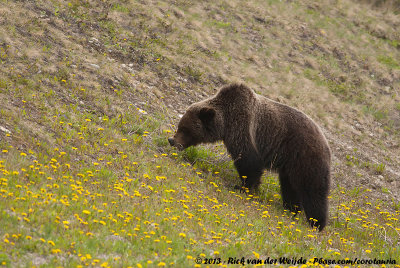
[179,127,191,136]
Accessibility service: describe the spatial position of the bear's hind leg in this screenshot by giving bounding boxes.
[279,170,301,213]
[301,190,328,231]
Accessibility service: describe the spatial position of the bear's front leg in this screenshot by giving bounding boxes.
[233,150,264,191]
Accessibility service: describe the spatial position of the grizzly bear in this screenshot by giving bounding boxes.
[168,83,331,231]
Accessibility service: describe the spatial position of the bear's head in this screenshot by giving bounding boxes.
[168,105,223,150]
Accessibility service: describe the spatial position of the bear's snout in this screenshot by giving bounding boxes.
[168,137,185,150]
[168,137,175,146]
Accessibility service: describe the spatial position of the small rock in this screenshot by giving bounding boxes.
[0,125,11,134]
[383,86,391,94]
[89,37,99,43]
[89,63,100,69]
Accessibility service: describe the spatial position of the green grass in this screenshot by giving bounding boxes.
[111,3,129,13]
[362,105,388,121]
[1,104,399,266]
[378,55,400,69]
[206,19,232,29]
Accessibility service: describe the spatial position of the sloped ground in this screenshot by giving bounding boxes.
[0,0,399,267]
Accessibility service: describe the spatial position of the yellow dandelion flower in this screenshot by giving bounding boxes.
[253,251,260,258]
[179,233,186,238]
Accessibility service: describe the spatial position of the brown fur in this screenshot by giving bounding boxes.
[168,83,331,230]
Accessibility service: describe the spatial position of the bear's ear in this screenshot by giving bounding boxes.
[198,107,216,124]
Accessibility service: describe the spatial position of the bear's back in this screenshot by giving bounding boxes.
[252,93,331,166]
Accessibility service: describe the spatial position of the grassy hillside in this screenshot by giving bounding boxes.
[0,0,399,267]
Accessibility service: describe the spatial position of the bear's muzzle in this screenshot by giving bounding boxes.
[168,137,175,146]
[168,137,184,150]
